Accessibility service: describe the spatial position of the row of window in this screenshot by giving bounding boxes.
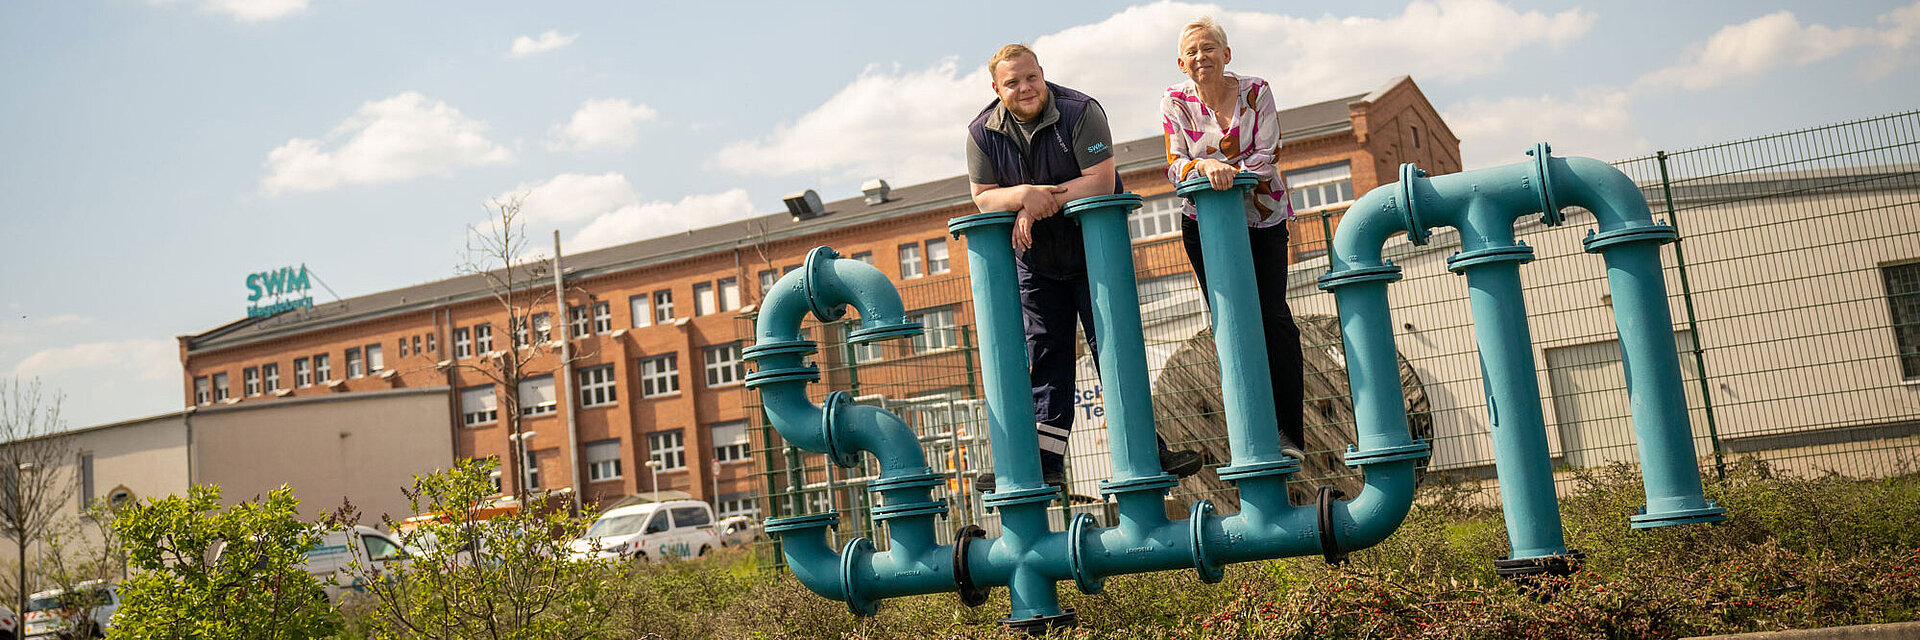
[524,421,751,488]
[194,343,388,405]
[456,343,746,426]
[846,306,961,364]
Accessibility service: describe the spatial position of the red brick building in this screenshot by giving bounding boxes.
[178,76,1459,517]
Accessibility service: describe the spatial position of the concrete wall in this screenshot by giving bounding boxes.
[192,387,455,522]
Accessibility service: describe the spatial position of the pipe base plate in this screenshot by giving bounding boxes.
[1630,503,1728,529]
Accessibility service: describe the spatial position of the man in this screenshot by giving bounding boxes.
[965,44,1202,492]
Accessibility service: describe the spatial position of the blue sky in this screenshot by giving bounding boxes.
[4,0,1917,428]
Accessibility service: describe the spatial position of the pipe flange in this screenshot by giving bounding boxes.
[801,246,848,323]
[819,392,859,468]
[948,211,1020,238]
[1061,193,1142,219]
[1582,223,1678,253]
[1096,473,1178,497]
[868,500,948,522]
[1445,244,1535,274]
[1188,500,1224,583]
[839,537,878,616]
[1342,439,1433,468]
[1317,486,1349,565]
[741,365,820,389]
[1216,459,1301,483]
[1494,550,1583,578]
[1316,262,1403,291]
[1397,163,1432,246]
[740,339,818,360]
[865,471,943,493]
[1000,609,1078,636]
[1629,502,1727,529]
[846,322,923,344]
[1066,513,1104,594]
[1528,143,1565,226]
[763,511,840,537]
[1174,172,1259,198]
[980,485,1060,512]
[951,524,990,607]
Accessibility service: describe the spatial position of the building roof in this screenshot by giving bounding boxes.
[185,83,1379,354]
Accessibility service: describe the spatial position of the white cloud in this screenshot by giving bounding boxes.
[261,92,511,196]
[496,172,640,226]
[1638,11,1872,91]
[568,190,758,252]
[148,0,309,22]
[509,30,578,58]
[716,0,1593,184]
[1443,90,1650,169]
[12,340,177,383]
[549,99,659,152]
[489,173,759,251]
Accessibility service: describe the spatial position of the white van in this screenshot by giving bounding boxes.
[298,525,411,598]
[569,500,720,562]
[22,581,118,639]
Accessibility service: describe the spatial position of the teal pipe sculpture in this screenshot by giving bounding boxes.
[748,143,1723,634]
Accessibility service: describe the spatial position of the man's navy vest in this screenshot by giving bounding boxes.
[968,82,1121,279]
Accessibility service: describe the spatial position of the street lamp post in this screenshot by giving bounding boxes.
[508,431,538,496]
[646,460,662,503]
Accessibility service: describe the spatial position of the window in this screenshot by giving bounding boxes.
[1128,195,1181,240]
[717,495,758,519]
[648,430,686,470]
[193,376,209,405]
[717,278,740,312]
[532,314,551,344]
[454,328,472,359]
[850,339,883,364]
[758,269,778,299]
[518,375,557,416]
[593,301,611,333]
[898,244,923,279]
[513,317,529,348]
[669,506,709,528]
[346,347,364,378]
[475,324,493,353]
[398,338,409,357]
[523,451,542,492]
[78,453,92,513]
[693,282,716,316]
[1885,261,1920,379]
[212,373,230,401]
[585,440,622,481]
[243,367,260,397]
[630,294,651,328]
[1411,125,1421,149]
[366,344,384,373]
[578,365,617,408]
[294,358,311,387]
[640,354,680,397]
[460,385,498,426]
[910,308,958,353]
[704,342,744,387]
[712,420,749,463]
[570,305,590,337]
[413,335,422,356]
[262,363,280,392]
[313,353,331,381]
[1285,161,1356,213]
[653,290,674,323]
[926,239,950,274]
[425,333,435,354]
[850,252,873,265]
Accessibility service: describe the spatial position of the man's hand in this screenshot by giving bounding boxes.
[1010,185,1068,251]
[1198,159,1239,190]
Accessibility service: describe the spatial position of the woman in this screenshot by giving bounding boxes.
[1161,17,1307,460]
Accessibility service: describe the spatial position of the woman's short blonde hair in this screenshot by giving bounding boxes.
[1179,16,1228,49]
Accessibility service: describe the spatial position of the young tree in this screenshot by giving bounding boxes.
[0,378,75,622]
[355,458,617,639]
[36,502,131,639]
[453,194,591,509]
[112,485,338,639]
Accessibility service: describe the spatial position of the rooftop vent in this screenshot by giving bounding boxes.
[861,179,892,205]
[784,189,828,221]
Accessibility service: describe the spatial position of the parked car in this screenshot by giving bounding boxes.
[298,525,412,599]
[568,500,720,562]
[1,603,17,640]
[21,581,117,639]
[717,515,761,547]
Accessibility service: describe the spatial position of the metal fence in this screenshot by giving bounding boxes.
[743,110,1920,562]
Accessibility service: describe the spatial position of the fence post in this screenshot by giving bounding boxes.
[1655,150,1727,480]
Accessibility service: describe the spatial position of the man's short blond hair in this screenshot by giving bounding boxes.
[1179,16,1228,49]
[987,44,1038,75]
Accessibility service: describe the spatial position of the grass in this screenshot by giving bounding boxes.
[338,458,1920,639]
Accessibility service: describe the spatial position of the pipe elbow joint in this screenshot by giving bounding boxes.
[1328,462,1420,552]
[1555,156,1656,230]
[1328,186,1411,272]
[766,513,849,604]
[801,247,923,344]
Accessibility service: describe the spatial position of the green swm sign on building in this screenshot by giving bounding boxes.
[246,264,314,318]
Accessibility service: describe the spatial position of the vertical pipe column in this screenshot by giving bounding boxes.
[1583,228,1728,528]
[1177,174,1284,464]
[1063,194,1163,482]
[948,213,1045,492]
